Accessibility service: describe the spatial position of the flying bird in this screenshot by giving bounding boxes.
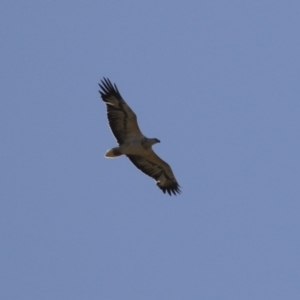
[99,78,181,196]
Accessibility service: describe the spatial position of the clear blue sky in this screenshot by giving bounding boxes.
[1,1,300,299]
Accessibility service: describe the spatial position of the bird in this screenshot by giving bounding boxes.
[98,78,181,196]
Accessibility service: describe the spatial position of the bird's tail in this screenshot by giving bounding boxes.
[105,147,123,158]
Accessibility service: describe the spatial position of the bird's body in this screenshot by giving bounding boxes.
[105,137,158,157]
[99,78,181,196]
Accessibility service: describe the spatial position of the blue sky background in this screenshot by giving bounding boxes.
[1,1,300,299]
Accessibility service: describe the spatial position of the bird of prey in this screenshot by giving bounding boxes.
[99,78,181,196]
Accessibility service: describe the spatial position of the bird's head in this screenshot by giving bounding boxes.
[149,138,160,146]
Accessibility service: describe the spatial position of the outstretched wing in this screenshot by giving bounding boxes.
[127,150,181,196]
[99,78,144,144]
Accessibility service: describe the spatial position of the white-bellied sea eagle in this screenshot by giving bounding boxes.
[99,78,181,196]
